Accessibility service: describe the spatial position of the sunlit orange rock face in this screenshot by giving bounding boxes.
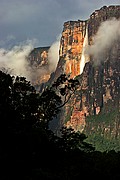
[56,20,89,131]
[59,20,88,79]
[57,6,120,132]
[29,6,120,134]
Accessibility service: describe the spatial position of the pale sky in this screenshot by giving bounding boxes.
[0,0,119,49]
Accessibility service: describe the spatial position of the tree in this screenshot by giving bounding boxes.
[54,126,95,152]
[0,70,97,180]
[0,71,80,154]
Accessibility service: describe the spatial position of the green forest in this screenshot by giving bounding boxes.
[0,70,120,180]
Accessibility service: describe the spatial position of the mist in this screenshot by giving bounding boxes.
[0,36,61,85]
[0,40,38,81]
[48,36,60,72]
[86,18,120,64]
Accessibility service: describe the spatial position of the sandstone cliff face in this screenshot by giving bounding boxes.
[28,46,50,84]
[29,6,120,138]
[53,5,120,133]
[59,20,88,78]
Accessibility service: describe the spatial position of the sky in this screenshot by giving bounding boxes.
[0,0,119,49]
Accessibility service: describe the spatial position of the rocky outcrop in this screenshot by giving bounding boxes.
[59,20,88,78]
[51,5,120,133]
[28,46,50,84]
[28,6,120,137]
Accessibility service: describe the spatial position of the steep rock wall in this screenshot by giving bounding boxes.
[51,5,120,133]
[59,20,88,78]
[28,46,50,84]
[28,6,120,138]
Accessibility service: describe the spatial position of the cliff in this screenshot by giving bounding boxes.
[29,6,120,142]
[59,20,88,78]
[28,46,50,85]
[49,5,120,135]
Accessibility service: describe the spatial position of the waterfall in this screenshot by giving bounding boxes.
[80,27,90,74]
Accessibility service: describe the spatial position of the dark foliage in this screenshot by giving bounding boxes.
[0,70,120,180]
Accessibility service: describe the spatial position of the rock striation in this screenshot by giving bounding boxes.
[29,6,120,136]
[52,5,120,132]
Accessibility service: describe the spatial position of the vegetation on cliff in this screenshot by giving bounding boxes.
[84,110,120,152]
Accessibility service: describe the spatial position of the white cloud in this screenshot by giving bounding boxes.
[86,18,120,64]
[0,40,36,81]
[48,35,60,72]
